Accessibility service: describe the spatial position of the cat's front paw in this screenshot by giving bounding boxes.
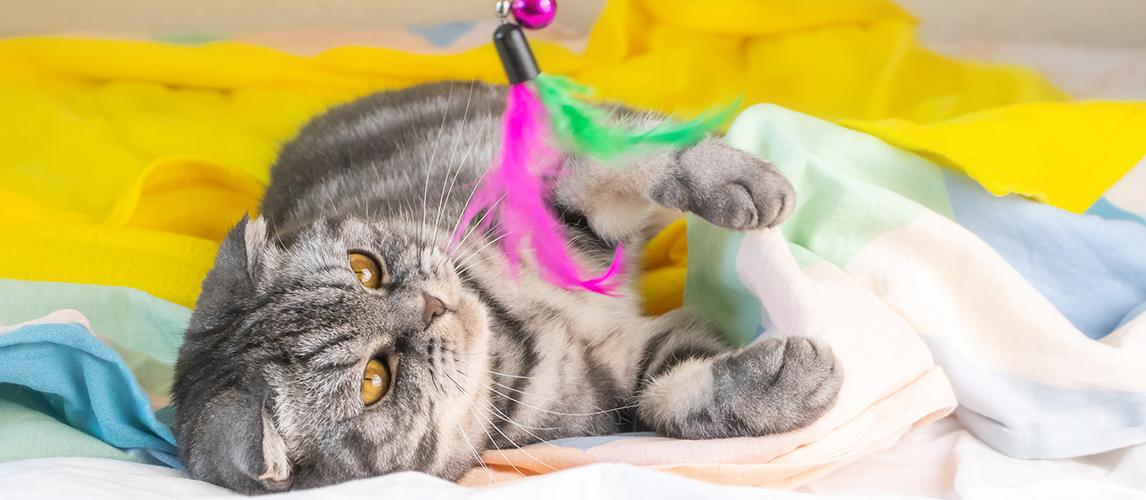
[649,139,796,231]
[713,336,842,435]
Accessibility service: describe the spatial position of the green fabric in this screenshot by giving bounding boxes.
[725,104,954,269]
[0,384,145,464]
[684,217,829,346]
[0,279,189,464]
[102,336,178,406]
[0,279,189,365]
[684,218,761,346]
[685,104,954,343]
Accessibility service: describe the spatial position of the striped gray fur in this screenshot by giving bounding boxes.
[172,81,843,494]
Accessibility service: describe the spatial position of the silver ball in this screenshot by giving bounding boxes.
[495,0,512,19]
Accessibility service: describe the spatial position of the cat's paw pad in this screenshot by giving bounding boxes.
[713,336,842,435]
[650,139,796,231]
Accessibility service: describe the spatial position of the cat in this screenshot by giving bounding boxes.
[172,80,843,494]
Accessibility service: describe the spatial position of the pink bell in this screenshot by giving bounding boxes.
[508,0,556,30]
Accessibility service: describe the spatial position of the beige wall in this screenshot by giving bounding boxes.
[896,0,1146,47]
[1,0,1144,47]
[0,0,607,38]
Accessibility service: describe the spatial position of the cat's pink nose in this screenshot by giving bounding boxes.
[423,292,446,327]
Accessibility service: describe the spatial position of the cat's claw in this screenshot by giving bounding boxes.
[650,138,796,231]
[713,336,842,435]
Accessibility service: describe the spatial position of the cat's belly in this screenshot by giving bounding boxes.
[479,288,659,448]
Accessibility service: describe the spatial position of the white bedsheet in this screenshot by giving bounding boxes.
[803,417,1146,499]
[2,417,1142,500]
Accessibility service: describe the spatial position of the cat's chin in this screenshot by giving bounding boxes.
[435,458,483,483]
[454,291,490,354]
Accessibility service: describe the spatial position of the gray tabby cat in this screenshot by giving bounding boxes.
[173,81,842,494]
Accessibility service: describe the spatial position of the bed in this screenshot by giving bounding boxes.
[1,0,1145,498]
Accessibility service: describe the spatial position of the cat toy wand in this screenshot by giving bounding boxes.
[454,0,734,295]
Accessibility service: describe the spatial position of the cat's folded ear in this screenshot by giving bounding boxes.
[241,214,283,279]
[176,214,294,493]
[190,214,281,323]
[178,381,294,494]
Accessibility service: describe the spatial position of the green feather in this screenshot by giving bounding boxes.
[533,74,739,161]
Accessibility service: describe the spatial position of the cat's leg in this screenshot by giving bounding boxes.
[555,120,837,436]
[635,310,842,439]
[554,137,796,239]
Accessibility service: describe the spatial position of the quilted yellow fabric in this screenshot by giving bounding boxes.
[1,0,1137,314]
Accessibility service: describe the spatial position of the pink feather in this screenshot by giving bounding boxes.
[452,83,624,294]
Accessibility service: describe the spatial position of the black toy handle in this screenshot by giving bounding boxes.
[494,23,540,85]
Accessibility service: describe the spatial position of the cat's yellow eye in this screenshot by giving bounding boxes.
[361,359,391,405]
[349,252,384,289]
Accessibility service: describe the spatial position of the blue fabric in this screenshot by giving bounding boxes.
[924,335,1146,459]
[544,432,659,451]
[945,170,1146,339]
[1087,197,1146,226]
[406,22,475,48]
[0,322,179,468]
[1116,301,1146,331]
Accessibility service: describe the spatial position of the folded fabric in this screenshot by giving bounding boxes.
[690,103,1146,459]
[0,279,190,466]
[456,225,955,488]
[0,310,178,467]
[940,170,1146,340]
[0,278,190,410]
[0,0,1072,315]
[802,416,1146,499]
[0,384,149,466]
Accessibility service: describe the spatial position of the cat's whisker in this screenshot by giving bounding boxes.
[454,372,590,452]
[483,369,533,380]
[444,392,497,484]
[453,244,505,268]
[453,255,501,278]
[421,82,454,242]
[451,231,506,267]
[449,191,507,258]
[439,358,495,482]
[489,379,585,409]
[463,402,527,478]
[469,369,624,424]
[325,190,339,216]
[488,407,561,431]
[469,386,561,431]
[458,371,636,417]
[447,373,560,473]
[440,347,488,359]
[453,246,520,278]
[454,258,504,280]
[446,375,535,478]
[432,81,474,250]
[452,231,510,273]
[446,134,503,256]
[438,114,491,252]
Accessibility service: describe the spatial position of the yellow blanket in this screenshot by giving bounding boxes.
[2,0,1143,313]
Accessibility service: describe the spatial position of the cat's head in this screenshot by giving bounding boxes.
[173,215,492,494]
